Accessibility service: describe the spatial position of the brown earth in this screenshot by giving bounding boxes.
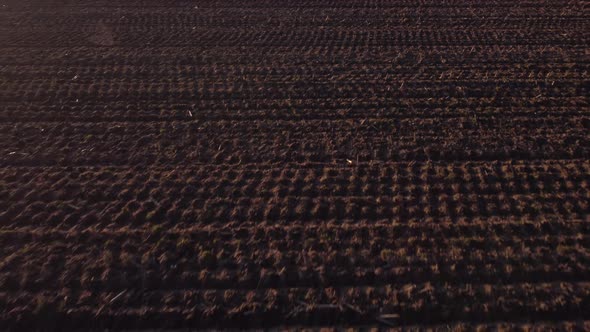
[0,0,589,330]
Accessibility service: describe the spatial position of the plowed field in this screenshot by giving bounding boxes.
[1,0,589,329]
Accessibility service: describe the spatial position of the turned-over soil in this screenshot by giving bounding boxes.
[0,0,589,329]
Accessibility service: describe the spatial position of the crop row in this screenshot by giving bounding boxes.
[5,0,580,9]
[3,63,587,81]
[2,79,585,103]
[5,192,588,228]
[5,15,588,30]
[2,27,587,48]
[1,161,588,227]
[1,220,589,289]
[2,121,588,166]
[1,105,588,124]
[3,161,588,199]
[0,282,589,329]
[1,44,585,67]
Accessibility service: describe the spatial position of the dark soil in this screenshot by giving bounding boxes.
[0,0,589,329]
